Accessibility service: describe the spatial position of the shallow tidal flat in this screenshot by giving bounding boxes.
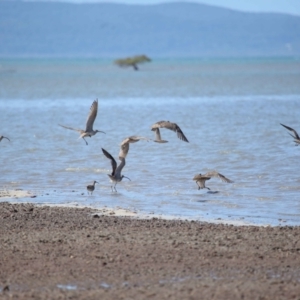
[0,202,299,299]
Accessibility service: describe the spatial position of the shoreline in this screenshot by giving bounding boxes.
[0,202,299,299]
[0,189,269,227]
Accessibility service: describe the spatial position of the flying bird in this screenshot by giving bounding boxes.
[151,121,189,143]
[119,135,150,159]
[280,123,300,146]
[0,136,10,142]
[86,181,98,195]
[59,99,105,145]
[102,148,131,192]
[193,171,233,190]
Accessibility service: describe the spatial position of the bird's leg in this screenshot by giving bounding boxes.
[111,186,114,193]
[83,137,88,145]
[114,184,118,193]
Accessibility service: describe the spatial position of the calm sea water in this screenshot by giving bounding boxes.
[1,57,300,226]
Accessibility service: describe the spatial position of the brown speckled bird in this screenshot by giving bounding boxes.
[151,121,189,143]
[193,171,233,190]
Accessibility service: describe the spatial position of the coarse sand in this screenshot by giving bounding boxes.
[0,202,300,299]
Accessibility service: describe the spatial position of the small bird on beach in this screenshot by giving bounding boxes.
[151,121,189,143]
[193,171,233,190]
[102,148,131,192]
[280,123,300,146]
[59,99,105,145]
[119,135,150,159]
[0,136,10,142]
[87,181,98,195]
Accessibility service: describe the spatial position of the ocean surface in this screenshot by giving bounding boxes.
[1,57,300,226]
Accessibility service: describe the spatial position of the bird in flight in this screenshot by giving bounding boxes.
[151,121,189,143]
[102,148,131,192]
[193,171,233,190]
[280,123,300,146]
[0,136,10,142]
[59,99,105,145]
[119,135,150,160]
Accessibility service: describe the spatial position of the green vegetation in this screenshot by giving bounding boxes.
[114,55,151,71]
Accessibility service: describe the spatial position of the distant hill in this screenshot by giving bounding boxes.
[0,1,300,57]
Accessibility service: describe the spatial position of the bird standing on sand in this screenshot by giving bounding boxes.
[102,148,131,192]
[193,171,233,190]
[59,99,105,145]
[87,181,98,195]
[119,135,150,159]
[280,123,300,146]
[151,121,189,143]
[0,136,10,142]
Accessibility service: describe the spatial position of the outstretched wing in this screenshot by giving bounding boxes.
[280,123,300,139]
[151,121,189,142]
[119,142,130,160]
[119,136,150,159]
[204,171,233,183]
[102,148,117,175]
[116,157,126,176]
[120,135,150,146]
[153,128,163,141]
[58,124,83,133]
[193,174,202,181]
[0,136,10,142]
[85,99,98,132]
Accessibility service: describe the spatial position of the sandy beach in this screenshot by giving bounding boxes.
[0,202,300,299]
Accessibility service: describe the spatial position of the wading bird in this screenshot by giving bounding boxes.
[151,121,189,143]
[59,99,105,145]
[119,136,150,159]
[0,136,10,142]
[87,181,98,195]
[102,148,131,192]
[280,123,300,146]
[193,171,233,190]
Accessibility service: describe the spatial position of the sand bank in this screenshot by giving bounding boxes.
[0,202,299,299]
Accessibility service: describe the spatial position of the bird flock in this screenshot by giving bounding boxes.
[1,100,299,195]
[59,99,196,194]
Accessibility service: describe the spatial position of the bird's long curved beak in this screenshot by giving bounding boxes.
[123,176,131,181]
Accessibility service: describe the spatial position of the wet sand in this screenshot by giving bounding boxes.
[0,202,300,299]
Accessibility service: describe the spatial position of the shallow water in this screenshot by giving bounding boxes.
[1,57,300,226]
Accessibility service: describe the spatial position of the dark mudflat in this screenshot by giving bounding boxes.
[0,202,299,299]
